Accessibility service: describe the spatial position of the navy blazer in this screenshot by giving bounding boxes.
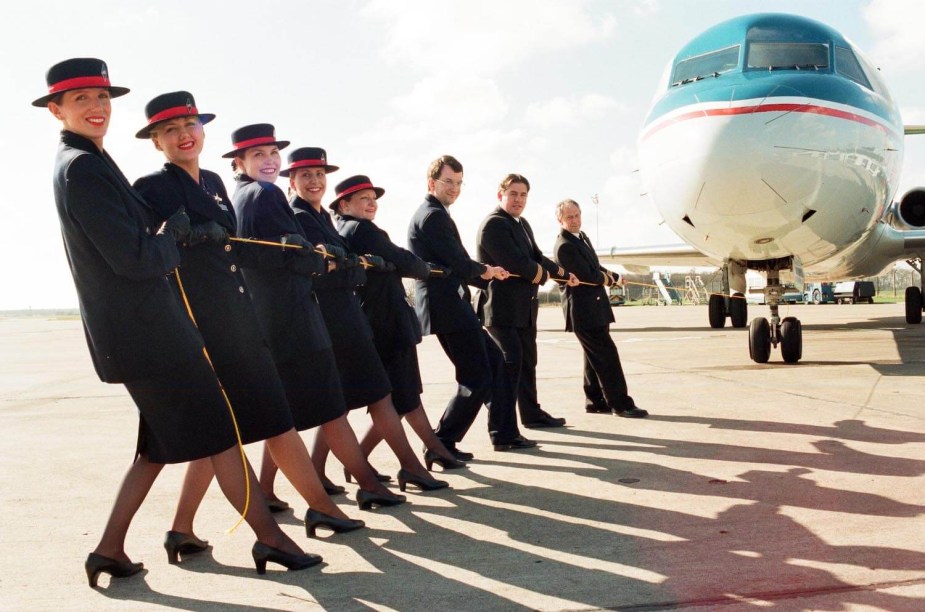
[52,131,203,383]
[290,197,373,344]
[407,194,487,335]
[338,215,428,354]
[476,207,561,328]
[134,164,271,366]
[231,175,331,363]
[553,229,615,331]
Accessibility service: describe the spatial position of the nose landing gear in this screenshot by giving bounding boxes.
[747,278,802,364]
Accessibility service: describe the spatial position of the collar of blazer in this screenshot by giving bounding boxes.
[165,164,234,230]
[561,228,600,265]
[495,206,536,252]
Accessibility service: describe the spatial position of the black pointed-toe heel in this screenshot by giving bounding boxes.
[305,509,366,538]
[320,476,346,496]
[85,553,143,588]
[397,469,450,492]
[344,466,392,484]
[266,497,291,513]
[251,542,322,575]
[356,489,406,511]
[164,530,210,565]
[424,449,466,471]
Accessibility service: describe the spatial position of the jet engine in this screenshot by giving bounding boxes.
[888,188,925,229]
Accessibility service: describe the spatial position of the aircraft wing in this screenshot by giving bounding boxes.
[596,243,719,273]
[905,125,925,135]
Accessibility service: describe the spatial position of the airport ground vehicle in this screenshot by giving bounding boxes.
[803,282,836,304]
[833,281,876,304]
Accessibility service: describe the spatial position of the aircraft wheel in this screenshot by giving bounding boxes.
[905,287,922,324]
[708,294,726,328]
[780,316,802,364]
[729,293,748,328]
[812,289,821,305]
[748,317,771,363]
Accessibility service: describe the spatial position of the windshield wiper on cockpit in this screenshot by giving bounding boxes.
[670,71,722,87]
[767,64,824,71]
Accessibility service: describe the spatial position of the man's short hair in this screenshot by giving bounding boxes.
[555,198,581,220]
[428,155,463,180]
[498,173,530,194]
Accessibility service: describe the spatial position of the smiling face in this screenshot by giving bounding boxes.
[338,189,379,221]
[151,116,204,170]
[48,88,111,149]
[236,145,281,182]
[499,181,529,218]
[428,166,463,207]
[289,167,327,208]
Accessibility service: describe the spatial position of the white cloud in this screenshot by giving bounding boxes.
[524,93,625,129]
[864,0,925,72]
[390,76,508,132]
[362,0,616,76]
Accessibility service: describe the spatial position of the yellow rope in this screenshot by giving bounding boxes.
[174,268,250,534]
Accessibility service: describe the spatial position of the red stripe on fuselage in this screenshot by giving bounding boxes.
[641,102,888,141]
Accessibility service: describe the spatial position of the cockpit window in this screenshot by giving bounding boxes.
[671,45,740,86]
[835,46,872,89]
[746,42,829,70]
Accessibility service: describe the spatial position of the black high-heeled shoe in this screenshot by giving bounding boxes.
[344,466,392,484]
[356,489,406,510]
[320,476,346,495]
[424,449,466,471]
[164,531,210,565]
[305,508,366,537]
[397,468,450,492]
[266,497,290,513]
[251,541,322,575]
[85,552,143,588]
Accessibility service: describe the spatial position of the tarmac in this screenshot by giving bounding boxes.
[2,302,925,611]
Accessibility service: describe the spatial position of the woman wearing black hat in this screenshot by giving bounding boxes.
[332,176,465,472]
[133,92,365,547]
[227,125,406,510]
[35,59,320,585]
[285,150,448,493]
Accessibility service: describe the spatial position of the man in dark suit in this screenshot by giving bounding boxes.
[476,174,577,428]
[408,155,537,456]
[553,199,648,418]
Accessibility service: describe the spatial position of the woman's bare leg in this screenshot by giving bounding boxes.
[266,429,350,519]
[171,458,213,535]
[92,454,164,562]
[367,395,430,478]
[321,415,392,494]
[258,442,283,504]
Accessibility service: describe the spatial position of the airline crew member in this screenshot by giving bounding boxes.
[228,125,405,510]
[476,174,577,428]
[134,92,364,542]
[285,148,447,493]
[407,155,536,455]
[36,59,319,584]
[332,175,465,471]
[552,199,648,418]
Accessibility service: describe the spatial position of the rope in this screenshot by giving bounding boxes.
[228,236,377,268]
[174,268,250,534]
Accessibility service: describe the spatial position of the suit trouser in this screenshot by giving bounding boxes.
[434,328,519,444]
[573,325,635,411]
[486,324,545,424]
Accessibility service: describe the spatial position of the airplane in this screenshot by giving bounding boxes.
[606,12,925,364]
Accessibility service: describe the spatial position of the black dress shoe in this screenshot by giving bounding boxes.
[424,449,466,471]
[305,509,365,537]
[252,542,322,574]
[163,530,210,564]
[493,435,539,452]
[344,466,393,484]
[356,489,407,511]
[615,407,649,418]
[397,468,450,492]
[266,498,290,513]
[439,443,474,461]
[585,404,611,413]
[85,553,143,588]
[523,414,567,428]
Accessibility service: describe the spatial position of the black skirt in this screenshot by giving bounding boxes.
[210,347,295,445]
[275,348,348,430]
[331,336,392,410]
[125,357,238,464]
[380,346,423,415]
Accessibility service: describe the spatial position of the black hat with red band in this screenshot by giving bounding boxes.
[280,147,339,177]
[329,175,385,210]
[135,91,215,139]
[32,57,130,107]
[222,123,289,158]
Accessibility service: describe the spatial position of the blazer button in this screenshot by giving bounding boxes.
[224,245,232,252]
[230,264,238,272]
[238,286,245,293]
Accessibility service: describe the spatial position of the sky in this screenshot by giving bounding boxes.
[3,0,925,309]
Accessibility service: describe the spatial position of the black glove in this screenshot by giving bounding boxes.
[158,208,191,244]
[428,263,450,277]
[187,221,229,246]
[342,253,362,269]
[318,243,346,265]
[360,254,394,271]
[281,233,310,249]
